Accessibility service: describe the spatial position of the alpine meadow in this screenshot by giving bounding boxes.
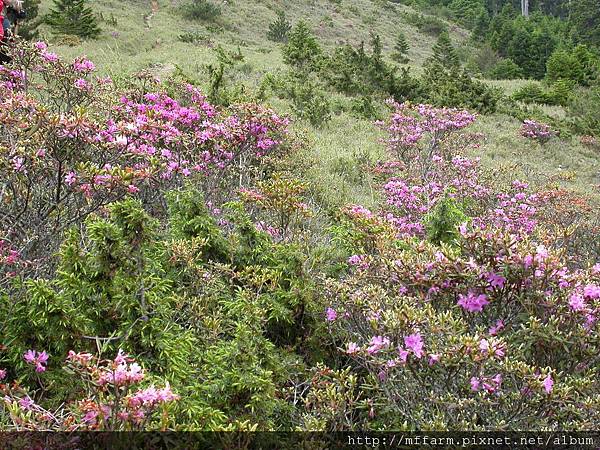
[1,0,600,440]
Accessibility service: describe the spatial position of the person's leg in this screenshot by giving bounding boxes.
[2,18,10,36]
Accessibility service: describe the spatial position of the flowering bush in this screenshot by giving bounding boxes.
[323,104,600,430]
[1,350,178,430]
[378,101,476,174]
[520,119,555,143]
[324,216,600,429]
[0,42,289,275]
[1,41,599,434]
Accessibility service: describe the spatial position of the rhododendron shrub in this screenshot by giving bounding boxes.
[520,119,555,143]
[536,189,600,267]
[0,42,289,275]
[322,105,600,430]
[378,100,476,175]
[324,220,600,429]
[1,350,178,430]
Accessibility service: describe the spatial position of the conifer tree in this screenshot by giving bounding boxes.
[370,32,383,68]
[282,21,321,71]
[267,10,292,43]
[46,0,101,38]
[392,31,410,64]
[428,31,460,69]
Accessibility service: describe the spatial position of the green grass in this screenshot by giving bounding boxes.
[35,0,600,207]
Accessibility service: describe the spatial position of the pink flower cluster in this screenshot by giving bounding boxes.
[95,350,144,387]
[1,44,290,201]
[520,120,555,143]
[457,291,490,313]
[470,373,502,394]
[23,350,49,373]
[0,240,20,266]
[380,100,476,157]
[63,350,179,429]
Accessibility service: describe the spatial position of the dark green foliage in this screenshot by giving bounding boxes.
[422,64,501,113]
[489,58,524,79]
[350,95,380,119]
[388,66,429,102]
[449,0,487,28]
[404,12,448,36]
[181,0,222,22]
[568,86,600,137]
[46,0,101,38]
[267,10,292,43]
[512,80,573,106]
[486,8,564,79]
[424,196,468,245]
[202,46,251,106]
[282,20,322,71]
[167,189,231,263]
[320,40,399,97]
[546,45,600,86]
[2,189,322,428]
[428,31,460,69]
[178,30,208,44]
[287,75,332,127]
[392,31,410,63]
[471,9,490,39]
[569,0,600,48]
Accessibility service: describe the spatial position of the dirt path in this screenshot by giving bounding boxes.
[144,0,160,29]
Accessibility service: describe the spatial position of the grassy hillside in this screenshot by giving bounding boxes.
[3,0,600,433]
[36,0,600,209]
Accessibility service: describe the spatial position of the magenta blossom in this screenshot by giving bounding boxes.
[346,342,359,354]
[543,374,554,394]
[367,336,390,354]
[404,333,424,359]
[325,307,337,322]
[569,293,586,312]
[489,319,505,336]
[457,291,489,313]
[23,350,49,373]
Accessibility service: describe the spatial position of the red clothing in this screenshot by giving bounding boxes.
[0,0,4,41]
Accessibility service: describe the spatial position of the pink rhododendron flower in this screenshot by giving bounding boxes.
[367,336,390,354]
[74,79,90,90]
[404,333,424,359]
[428,354,440,366]
[348,254,369,270]
[486,272,506,289]
[397,347,409,363]
[346,342,359,354]
[489,319,505,336]
[18,396,35,410]
[457,291,489,313]
[325,307,337,322]
[569,293,586,312]
[64,172,77,185]
[23,350,49,372]
[543,374,554,394]
[583,284,600,299]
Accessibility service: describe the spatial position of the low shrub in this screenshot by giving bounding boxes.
[520,119,556,143]
[181,0,222,22]
[488,58,524,80]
